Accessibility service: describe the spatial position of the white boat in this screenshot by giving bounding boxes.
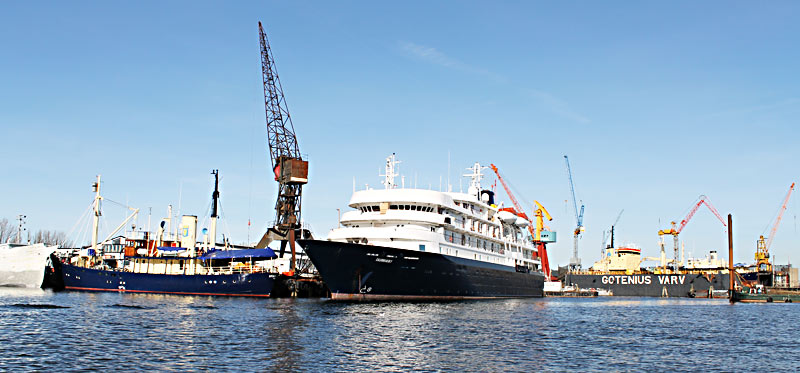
[301,154,552,300]
[0,243,57,288]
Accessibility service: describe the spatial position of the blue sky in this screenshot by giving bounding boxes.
[2,2,799,266]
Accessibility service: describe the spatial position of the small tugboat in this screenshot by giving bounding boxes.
[730,285,800,303]
[43,171,278,297]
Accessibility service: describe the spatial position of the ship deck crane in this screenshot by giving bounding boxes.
[756,182,795,283]
[657,195,726,273]
[564,155,584,271]
[602,209,624,256]
[489,164,555,280]
[254,22,310,275]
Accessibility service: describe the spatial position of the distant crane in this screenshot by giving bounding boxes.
[254,22,310,275]
[657,195,726,273]
[564,155,584,271]
[490,164,555,280]
[755,182,795,285]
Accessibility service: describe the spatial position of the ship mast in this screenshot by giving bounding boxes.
[209,169,219,248]
[91,175,102,253]
[380,153,400,189]
[463,162,487,196]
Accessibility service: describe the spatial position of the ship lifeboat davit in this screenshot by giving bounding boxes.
[497,210,518,223]
[514,217,530,227]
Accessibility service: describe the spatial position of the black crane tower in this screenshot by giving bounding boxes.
[255,21,309,274]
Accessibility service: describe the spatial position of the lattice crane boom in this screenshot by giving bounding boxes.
[489,164,524,217]
[564,155,584,270]
[564,156,583,230]
[658,195,726,273]
[676,195,727,234]
[260,22,300,165]
[765,182,795,251]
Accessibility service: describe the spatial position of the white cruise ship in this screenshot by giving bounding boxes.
[300,154,550,300]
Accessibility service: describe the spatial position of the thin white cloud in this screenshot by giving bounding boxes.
[398,41,506,83]
[398,41,588,123]
[699,98,800,120]
[527,89,591,124]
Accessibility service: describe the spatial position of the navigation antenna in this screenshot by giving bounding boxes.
[463,162,488,196]
[255,22,309,276]
[16,214,27,244]
[380,153,400,189]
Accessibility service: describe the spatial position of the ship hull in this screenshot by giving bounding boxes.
[299,240,544,300]
[564,273,730,297]
[45,256,275,297]
[0,244,55,288]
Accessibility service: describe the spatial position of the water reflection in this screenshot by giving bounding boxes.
[0,290,798,371]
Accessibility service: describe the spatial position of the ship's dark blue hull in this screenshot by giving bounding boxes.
[300,240,544,300]
[52,261,275,297]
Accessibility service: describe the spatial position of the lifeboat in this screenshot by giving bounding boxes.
[497,210,518,223]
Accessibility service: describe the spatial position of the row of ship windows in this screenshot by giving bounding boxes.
[359,205,435,213]
[453,201,482,213]
[443,229,504,254]
[439,246,504,265]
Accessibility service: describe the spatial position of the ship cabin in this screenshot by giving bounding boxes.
[79,234,279,276]
[121,248,278,276]
[591,245,643,274]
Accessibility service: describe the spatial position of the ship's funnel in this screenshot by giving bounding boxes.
[180,215,198,249]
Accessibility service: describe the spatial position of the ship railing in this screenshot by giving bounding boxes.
[197,264,276,275]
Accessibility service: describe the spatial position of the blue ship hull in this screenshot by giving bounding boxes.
[46,257,275,297]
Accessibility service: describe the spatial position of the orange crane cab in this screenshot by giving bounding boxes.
[533,200,552,242]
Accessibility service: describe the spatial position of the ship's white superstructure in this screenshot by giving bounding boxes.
[326,154,542,273]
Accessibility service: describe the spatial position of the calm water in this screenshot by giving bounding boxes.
[0,288,798,371]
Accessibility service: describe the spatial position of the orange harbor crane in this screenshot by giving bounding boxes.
[755,182,795,282]
[489,164,555,280]
[658,195,727,272]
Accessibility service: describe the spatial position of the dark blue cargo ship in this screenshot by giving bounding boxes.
[44,248,278,297]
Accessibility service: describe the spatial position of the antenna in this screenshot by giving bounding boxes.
[447,150,451,192]
[463,162,487,196]
[380,153,400,189]
[16,215,26,244]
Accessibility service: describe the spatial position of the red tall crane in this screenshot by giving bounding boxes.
[755,182,795,278]
[658,195,727,272]
[489,164,554,280]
